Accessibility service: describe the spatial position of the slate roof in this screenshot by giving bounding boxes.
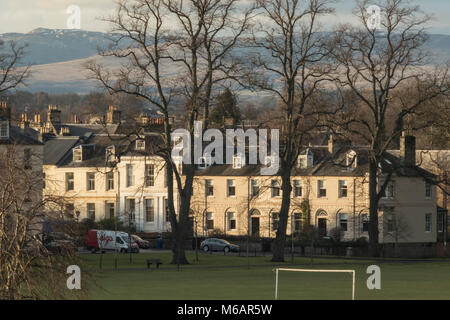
[194,145,436,179]
[43,137,80,165]
[0,126,43,145]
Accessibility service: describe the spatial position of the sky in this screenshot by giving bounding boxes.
[1,0,449,35]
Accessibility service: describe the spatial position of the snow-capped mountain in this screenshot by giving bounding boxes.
[1,28,449,94]
[0,28,118,66]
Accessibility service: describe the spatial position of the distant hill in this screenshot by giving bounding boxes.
[0,28,118,66]
[1,28,449,94]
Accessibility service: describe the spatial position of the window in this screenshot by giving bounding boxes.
[361,214,369,232]
[339,180,348,198]
[425,182,432,199]
[116,237,123,245]
[294,213,303,231]
[340,213,348,231]
[145,164,155,187]
[233,155,244,169]
[66,172,74,191]
[73,147,82,162]
[199,154,212,169]
[386,213,394,233]
[272,212,280,231]
[106,202,115,219]
[298,156,307,169]
[87,172,95,191]
[87,203,95,220]
[23,148,32,170]
[271,180,280,197]
[106,146,116,162]
[136,139,145,150]
[318,180,326,198]
[126,199,136,221]
[126,164,134,187]
[381,180,395,199]
[346,151,357,169]
[145,199,155,222]
[205,179,214,197]
[206,212,214,230]
[437,212,444,233]
[425,213,432,233]
[164,198,170,222]
[293,180,302,197]
[228,212,236,230]
[0,121,8,139]
[251,179,259,197]
[106,171,114,191]
[227,179,236,197]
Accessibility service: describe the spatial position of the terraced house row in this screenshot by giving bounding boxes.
[1,103,447,245]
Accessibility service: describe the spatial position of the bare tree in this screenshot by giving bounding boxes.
[0,145,86,299]
[0,40,30,96]
[86,0,254,264]
[246,0,336,262]
[327,0,449,256]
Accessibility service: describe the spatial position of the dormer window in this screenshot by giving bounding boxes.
[73,146,82,162]
[136,139,145,151]
[106,146,116,162]
[233,154,245,169]
[265,155,276,167]
[199,153,212,169]
[0,121,9,139]
[297,149,313,168]
[73,145,95,162]
[346,150,357,170]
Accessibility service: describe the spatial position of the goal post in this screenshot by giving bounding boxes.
[274,268,356,300]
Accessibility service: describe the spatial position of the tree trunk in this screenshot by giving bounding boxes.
[368,159,380,257]
[170,193,190,265]
[271,169,292,262]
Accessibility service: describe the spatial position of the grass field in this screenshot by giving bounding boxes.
[81,252,450,300]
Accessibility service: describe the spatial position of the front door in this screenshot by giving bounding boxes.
[318,218,327,238]
[251,217,260,237]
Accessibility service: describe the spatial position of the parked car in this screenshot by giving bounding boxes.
[85,230,139,254]
[42,232,77,254]
[200,238,240,253]
[131,235,150,249]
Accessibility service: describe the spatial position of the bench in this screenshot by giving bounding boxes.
[146,259,163,269]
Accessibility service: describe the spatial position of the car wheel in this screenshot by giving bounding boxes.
[90,247,96,254]
[224,246,230,253]
[203,245,209,252]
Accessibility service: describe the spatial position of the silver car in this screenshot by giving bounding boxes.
[200,238,239,253]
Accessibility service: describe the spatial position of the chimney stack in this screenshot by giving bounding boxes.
[106,105,121,124]
[20,113,30,130]
[400,132,416,167]
[34,113,41,124]
[47,105,61,124]
[0,102,11,120]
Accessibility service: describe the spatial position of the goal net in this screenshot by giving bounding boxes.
[274,268,355,300]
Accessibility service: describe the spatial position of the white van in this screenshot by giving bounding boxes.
[85,230,139,253]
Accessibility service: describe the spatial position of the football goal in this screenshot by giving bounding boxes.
[274,268,356,300]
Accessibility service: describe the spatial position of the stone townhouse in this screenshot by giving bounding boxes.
[190,133,438,244]
[0,102,45,233]
[42,107,173,233]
